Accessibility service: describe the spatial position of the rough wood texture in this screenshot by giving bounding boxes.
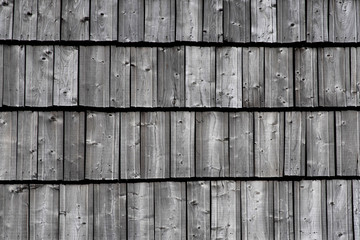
[118,0,144,42]
[307,0,328,42]
[38,112,63,181]
[350,47,360,106]
[274,181,294,239]
[185,46,216,107]
[196,112,229,177]
[242,47,265,107]
[25,45,54,107]
[176,0,203,41]
[158,46,185,107]
[13,0,37,40]
[353,180,360,239]
[216,47,242,108]
[90,0,117,41]
[130,47,157,107]
[307,112,335,176]
[203,0,223,42]
[265,47,294,107]
[0,112,17,180]
[37,0,61,40]
[229,112,254,177]
[86,112,120,180]
[0,0,13,39]
[223,0,250,42]
[255,112,284,177]
[54,46,78,106]
[329,0,357,42]
[79,46,110,107]
[251,0,277,42]
[140,112,170,178]
[61,0,90,40]
[278,0,305,42]
[30,184,60,240]
[170,111,195,178]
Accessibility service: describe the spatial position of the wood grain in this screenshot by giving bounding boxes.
[251,0,277,42]
[223,0,250,42]
[118,0,144,42]
[277,0,305,42]
[37,0,61,40]
[203,0,223,42]
[176,0,203,41]
[90,0,117,41]
[274,181,294,239]
[307,0,328,42]
[0,0,13,39]
[13,0,37,40]
[0,112,17,180]
[61,0,90,40]
[329,0,357,42]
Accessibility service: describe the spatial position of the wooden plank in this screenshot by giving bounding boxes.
[211,181,241,239]
[13,0,37,40]
[229,112,254,177]
[251,0,276,42]
[307,112,335,176]
[17,111,38,180]
[38,112,63,181]
[64,112,85,181]
[0,112,17,180]
[25,45,54,107]
[54,46,78,106]
[203,0,223,42]
[176,0,203,41]
[336,111,360,176]
[353,180,360,239]
[79,46,110,107]
[216,47,242,108]
[37,0,61,40]
[242,47,265,107]
[350,47,360,106]
[277,0,305,42]
[0,45,3,106]
[187,181,210,239]
[110,46,130,108]
[241,181,274,240]
[59,184,93,240]
[3,45,25,106]
[30,184,59,240]
[295,47,318,107]
[274,181,294,239]
[61,0,90,40]
[329,0,357,42]
[94,184,127,239]
[154,182,186,239]
[223,0,250,42]
[140,112,170,178]
[120,112,141,179]
[0,185,29,240]
[294,180,327,239]
[255,112,284,177]
[118,0,144,42]
[185,46,216,107]
[319,47,350,107]
[90,0,117,41]
[307,0,328,42]
[265,47,294,107]
[158,46,185,107]
[0,0,13,39]
[86,112,120,180]
[128,182,154,240]
[284,112,306,176]
[170,111,195,178]
[130,47,157,107]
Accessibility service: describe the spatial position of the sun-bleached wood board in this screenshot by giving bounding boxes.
[255,112,284,177]
[3,45,25,106]
[158,46,185,107]
[295,47,318,107]
[0,112,17,180]
[130,47,157,107]
[242,47,265,107]
[0,0,13,39]
[13,0,37,40]
[170,111,195,178]
[277,0,305,42]
[59,184,93,240]
[0,45,3,106]
[118,0,144,42]
[185,46,216,107]
[64,112,85,181]
[176,0,203,41]
[30,184,59,240]
[25,45,54,107]
[54,46,78,106]
[61,0,90,40]
[187,181,210,239]
[251,0,276,42]
[17,111,38,180]
[274,181,294,239]
[203,0,223,42]
[223,0,250,42]
[329,0,357,42]
[37,0,61,40]
[155,182,186,239]
[307,112,335,176]
[350,47,360,106]
[90,0,117,41]
[38,112,63,181]
[120,112,141,179]
[196,112,229,177]
[353,180,360,239]
[94,184,127,239]
[128,182,154,240]
[86,112,120,180]
[216,47,242,108]
[307,0,328,42]
[211,181,241,239]
[140,112,170,178]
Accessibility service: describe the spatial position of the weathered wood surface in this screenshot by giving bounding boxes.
[13,0,37,40]
[251,0,277,42]
[278,0,305,42]
[353,180,360,239]
[0,112,17,180]
[90,0,117,41]
[223,0,250,42]
[329,0,357,42]
[176,0,203,41]
[307,0,328,42]
[61,0,90,40]
[37,0,61,40]
[274,181,294,239]
[0,0,13,39]
[0,45,3,107]
[118,0,144,42]
[203,0,223,42]
[350,47,360,106]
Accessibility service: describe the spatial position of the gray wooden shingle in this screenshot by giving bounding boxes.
[0,0,13,39]
[118,0,144,42]
[61,0,90,40]
[90,0,117,41]
[223,0,250,42]
[353,180,360,239]
[176,0,203,41]
[307,0,328,42]
[13,0,37,40]
[0,112,17,180]
[37,0,61,40]
[251,0,277,42]
[350,47,360,106]
[274,181,294,239]
[329,0,357,42]
[203,0,223,42]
